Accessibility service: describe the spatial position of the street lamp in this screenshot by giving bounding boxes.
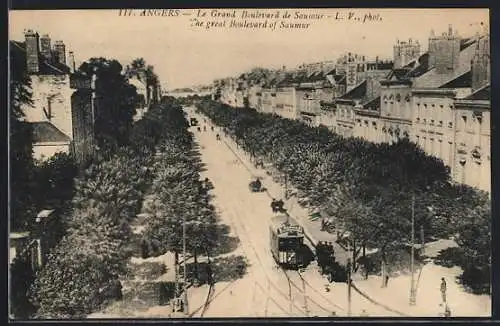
[182,214,189,316]
[409,195,416,306]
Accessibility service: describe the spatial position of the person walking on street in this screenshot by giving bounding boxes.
[440,277,447,305]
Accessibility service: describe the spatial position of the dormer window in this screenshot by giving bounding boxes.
[474,111,483,124]
[396,94,401,101]
[472,147,481,159]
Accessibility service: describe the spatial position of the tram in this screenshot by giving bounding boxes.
[269,214,305,269]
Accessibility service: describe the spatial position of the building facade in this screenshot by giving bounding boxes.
[393,38,421,69]
[13,30,95,164]
[453,85,490,192]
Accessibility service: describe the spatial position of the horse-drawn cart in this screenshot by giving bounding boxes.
[248,176,265,192]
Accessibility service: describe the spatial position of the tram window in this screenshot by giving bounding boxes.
[278,238,300,250]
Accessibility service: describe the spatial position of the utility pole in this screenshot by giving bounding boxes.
[347,258,352,317]
[409,195,416,306]
[420,225,425,256]
[347,241,352,317]
[284,173,288,200]
[183,216,189,315]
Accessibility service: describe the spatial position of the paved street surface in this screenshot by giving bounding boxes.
[184,106,491,318]
[185,107,399,317]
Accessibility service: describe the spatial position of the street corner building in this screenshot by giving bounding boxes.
[10,30,96,165]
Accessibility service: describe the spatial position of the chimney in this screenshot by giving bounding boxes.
[53,41,66,65]
[25,30,40,74]
[68,51,76,72]
[40,34,52,60]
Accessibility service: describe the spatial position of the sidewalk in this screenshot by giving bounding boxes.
[353,261,491,317]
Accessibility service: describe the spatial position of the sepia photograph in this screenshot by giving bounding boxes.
[8,8,491,319]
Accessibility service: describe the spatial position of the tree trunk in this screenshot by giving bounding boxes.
[381,249,387,288]
[363,243,368,280]
[352,239,357,272]
[174,251,179,297]
[194,248,198,282]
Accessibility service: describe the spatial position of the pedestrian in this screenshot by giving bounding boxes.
[385,275,390,287]
[271,198,277,212]
[444,304,451,317]
[440,277,447,304]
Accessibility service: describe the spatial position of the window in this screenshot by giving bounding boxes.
[423,103,427,108]
[416,117,420,123]
[423,118,427,124]
[439,120,443,127]
[430,120,435,126]
[448,122,453,128]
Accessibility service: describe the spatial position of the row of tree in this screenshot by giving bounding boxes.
[26,97,221,318]
[9,52,162,318]
[196,99,491,293]
[9,54,154,232]
[29,147,155,318]
[140,98,219,283]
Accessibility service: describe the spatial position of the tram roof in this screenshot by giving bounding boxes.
[270,214,291,228]
[270,214,304,235]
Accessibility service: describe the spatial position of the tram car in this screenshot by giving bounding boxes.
[269,214,305,269]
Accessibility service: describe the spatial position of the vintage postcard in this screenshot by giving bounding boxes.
[8,8,491,319]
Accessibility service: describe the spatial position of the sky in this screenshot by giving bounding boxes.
[9,9,489,90]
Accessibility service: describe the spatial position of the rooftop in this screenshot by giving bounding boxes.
[31,121,71,143]
[463,84,490,101]
[339,80,367,100]
[10,40,71,76]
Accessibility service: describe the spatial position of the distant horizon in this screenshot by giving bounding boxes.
[9,9,488,89]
